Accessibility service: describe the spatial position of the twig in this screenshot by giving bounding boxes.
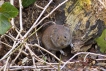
[35,28,40,45]
[10,0,15,28]
[0,66,4,71]
[98,0,106,9]
[3,56,10,71]
[8,33,17,41]
[0,41,12,48]
[21,51,29,56]
[32,56,36,71]
[10,46,24,66]
[19,0,23,31]
[61,52,106,70]
[96,58,106,61]
[100,67,106,71]
[84,52,90,62]
[35,3,44,10]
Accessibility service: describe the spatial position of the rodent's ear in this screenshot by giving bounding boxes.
[45,21,56,26]
[39,21,56,32]
[43,21,56,29]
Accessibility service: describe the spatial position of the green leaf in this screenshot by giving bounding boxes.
[22,0,36,7]
[0,2,18,34]
[95,29,106,53]
[0,13,11,34]
[0,2,18,18]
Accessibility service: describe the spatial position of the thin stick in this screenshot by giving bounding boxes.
[21,51,29,56]
[32,56,36,71]
[19,0,23,31]
[98,0,106,9]
[10,0,15,28]
[35,3,44,10]
[0,66,4,71]
[35,28,40,45]
[84,52,90,62]
[10,46,24,66]
[0,41,12,48]
[3,56,10,71]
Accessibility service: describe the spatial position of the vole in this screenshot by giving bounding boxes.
[42,24,73,54]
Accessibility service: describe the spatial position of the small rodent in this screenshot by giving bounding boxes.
[42,24,72,53]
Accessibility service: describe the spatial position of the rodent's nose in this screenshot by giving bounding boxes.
[60,43,64,46]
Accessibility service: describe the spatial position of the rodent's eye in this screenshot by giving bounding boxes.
[64,36,66,38]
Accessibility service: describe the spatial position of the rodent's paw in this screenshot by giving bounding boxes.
[59,50,67,56]
[70,43,73,48]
